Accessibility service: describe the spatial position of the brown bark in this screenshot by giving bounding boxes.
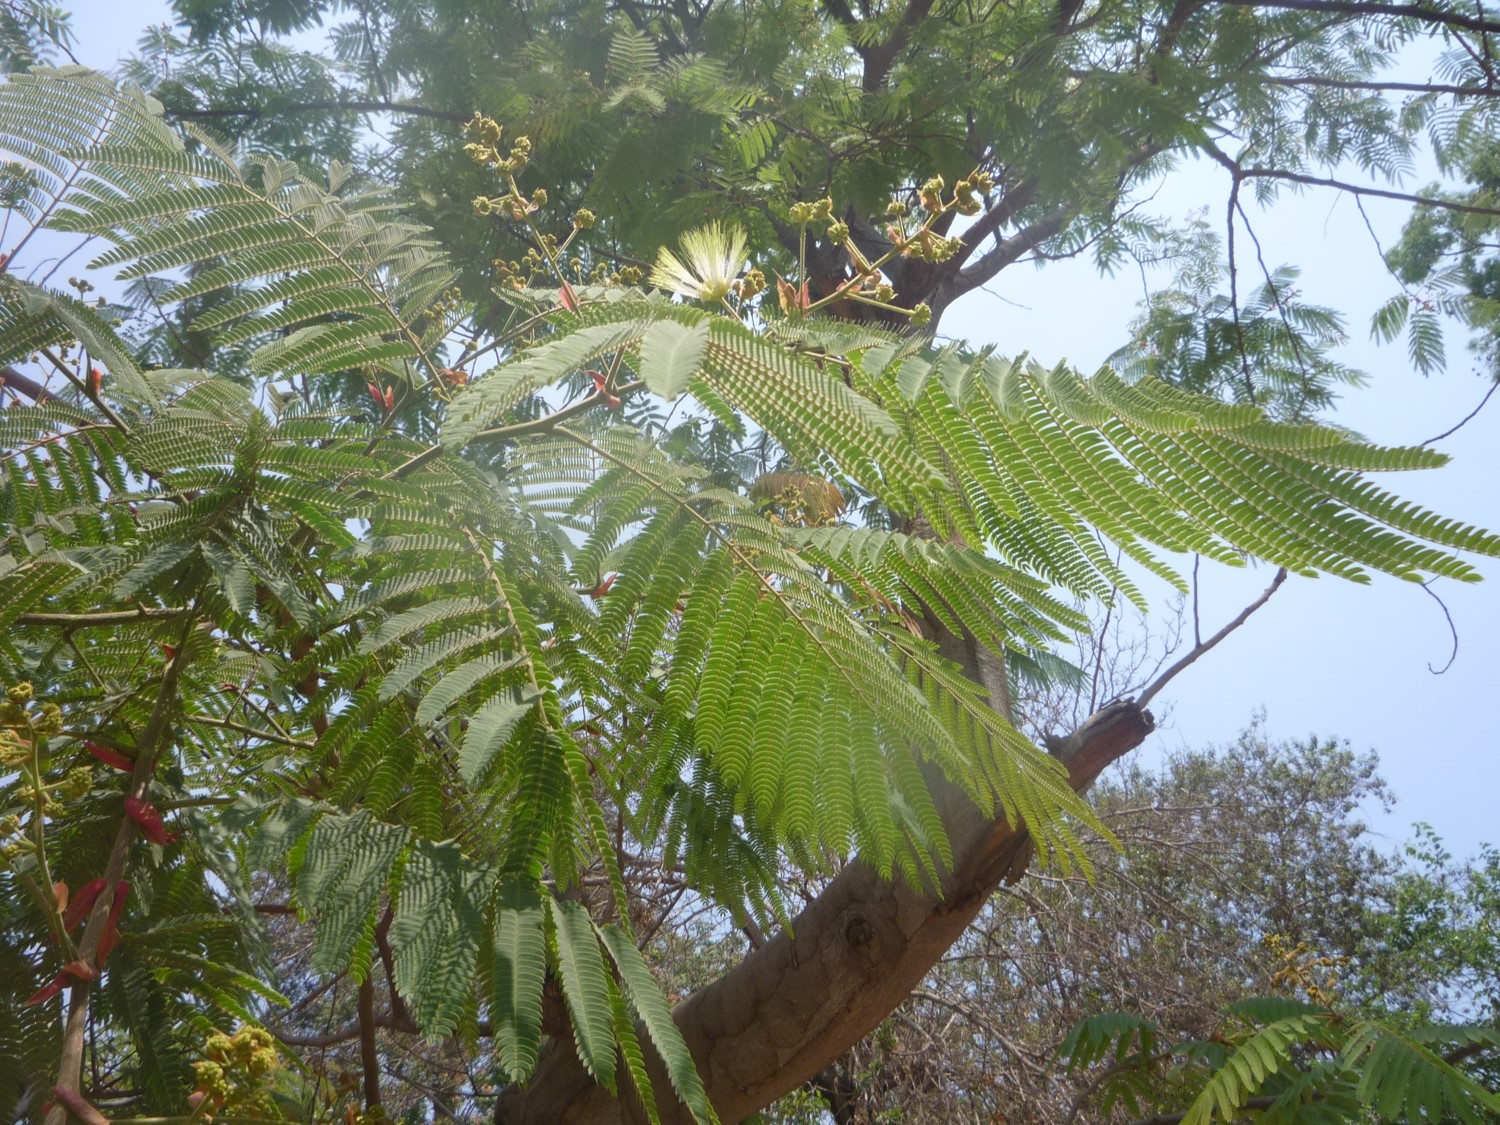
[495,698,1153,1123]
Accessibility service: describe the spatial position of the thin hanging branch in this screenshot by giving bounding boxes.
[1420,580,1460,674]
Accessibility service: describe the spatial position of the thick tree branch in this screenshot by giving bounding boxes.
[495,699,1155,1122]
[0,364,54,402]
[952,204,1077,294]
[358,977,384,1114]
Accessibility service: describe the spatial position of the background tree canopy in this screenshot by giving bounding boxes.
[1,0,1499,1121]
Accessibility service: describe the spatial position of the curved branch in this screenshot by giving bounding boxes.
[1420,580,1459,674]
[1204,145,1500,219]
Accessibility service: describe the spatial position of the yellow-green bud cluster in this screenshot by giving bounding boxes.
[901,230,963,264]
[826,220,849,245]
[917,176,944,212]
[952,179,982,216]
[788,197,835,224]
[0,729,27,767]
[463,112,533,174]
[34,702,62,736]
[191,1027,281,1117]
[732,266,767,301]
[61,766,93,799]
[573,208,597,230]
[909,302,932,327]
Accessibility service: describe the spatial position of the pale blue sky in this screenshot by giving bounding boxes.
[52,1,1500,857]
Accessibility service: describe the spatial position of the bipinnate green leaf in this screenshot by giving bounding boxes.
[490,880,548,1082]
[443,318,651,448]
[292,811,408,982]
[600,924,720,1125]
[1180,1014,1335,1125]
[610,978,662,1124]
[639,318,709,400]
[1342,1020,1500,1125]
[547,898,618,1092]
[459,688,540,784]
[391,840,488,1037]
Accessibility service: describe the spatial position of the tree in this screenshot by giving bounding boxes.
[120,0,1500,375]
[759,728,1500,1122]
[0,52,1497,1125]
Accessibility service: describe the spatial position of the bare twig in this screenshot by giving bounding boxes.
[1138,568,1287,707]
[163,99,469,124]
[1422,379,1499,445]
[1212,0,1500,35]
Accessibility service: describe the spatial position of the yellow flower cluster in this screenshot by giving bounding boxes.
[1264,932,1349,1006]
[191,1027,284,1120]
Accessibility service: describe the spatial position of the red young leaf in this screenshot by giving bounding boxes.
[124,796,177,846]
[85,742,134,772]
[63,878,107,931]
[25,973,66,1006]
[96,882,130,965]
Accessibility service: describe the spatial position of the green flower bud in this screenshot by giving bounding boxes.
[573,208,597,230]
[62,765,92,799]
[35,702,62,735]
[8,682,33,704]
[910,302,932,327]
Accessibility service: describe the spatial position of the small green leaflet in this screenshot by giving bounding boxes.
[639,319,709,400]
[548,898,618,1092]
[459,687,542,784]
[491,880,547,1082]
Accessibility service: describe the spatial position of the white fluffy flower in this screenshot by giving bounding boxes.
[648,222,748,303]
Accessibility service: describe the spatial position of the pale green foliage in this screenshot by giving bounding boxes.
[1,68,1498,1121]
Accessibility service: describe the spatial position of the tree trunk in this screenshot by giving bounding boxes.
[495,698,1154,1124]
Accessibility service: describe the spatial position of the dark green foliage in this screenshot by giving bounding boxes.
[1,66,1497,1123]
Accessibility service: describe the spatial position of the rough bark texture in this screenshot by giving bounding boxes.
[495,698,1154,1124]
